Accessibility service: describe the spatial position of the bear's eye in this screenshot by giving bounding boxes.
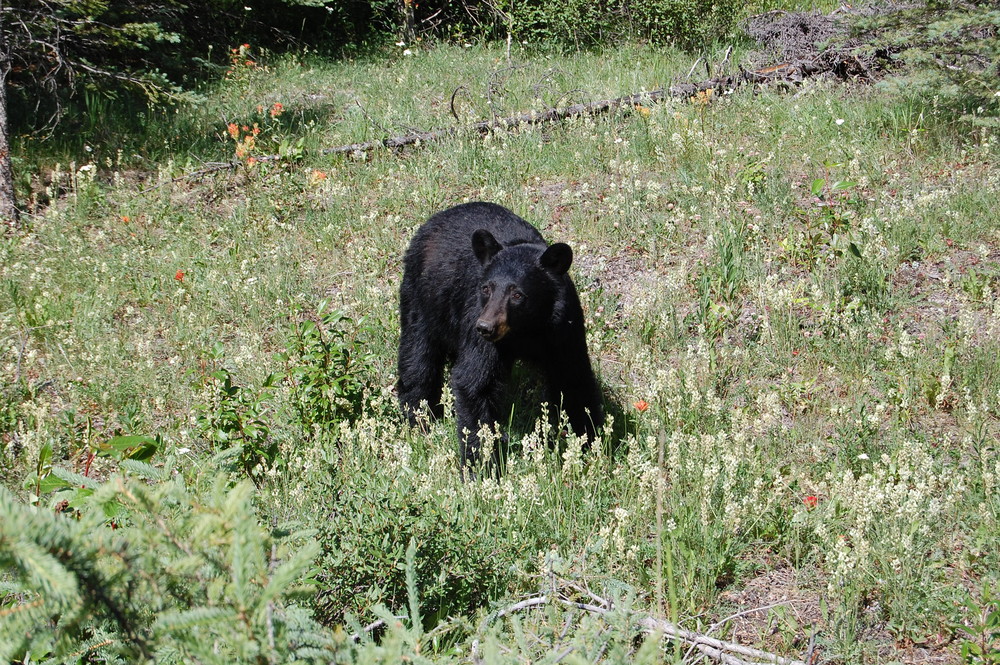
[481,285,491,297]
[510,290,524,304]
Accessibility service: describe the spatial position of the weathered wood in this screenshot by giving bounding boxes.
[0,13,20,230]
[319,61,837,157]
[153,57,859,187]
[471,579,810,665]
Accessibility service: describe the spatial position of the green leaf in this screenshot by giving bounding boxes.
[38,442,53,470]
[37,473,72,494]
[67,488,95,509]
[831,180,856,192]
[811,178,825,197]
[99,435,159,461]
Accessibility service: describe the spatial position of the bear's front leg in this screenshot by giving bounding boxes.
[450,352,508,476]
[543,343,604,441]
[397,320,447,423]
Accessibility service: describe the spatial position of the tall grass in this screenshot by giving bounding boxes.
[3,41,999,663]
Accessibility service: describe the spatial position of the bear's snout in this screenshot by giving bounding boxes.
[476,318,509,342]
[476,319,496,339]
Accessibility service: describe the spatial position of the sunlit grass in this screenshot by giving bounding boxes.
[3,40,999,663]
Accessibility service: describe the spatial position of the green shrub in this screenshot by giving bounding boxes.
[481,0,753,49]
[279,304,374,442]
[312,463,521,628]
[631,0,745,49]
[1,470,329,664]
[195,343,281,485]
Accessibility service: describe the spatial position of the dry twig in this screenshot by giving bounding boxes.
[472,580,809,665]
[348,618,387,642]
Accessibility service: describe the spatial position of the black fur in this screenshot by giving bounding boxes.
[397,202,603,473]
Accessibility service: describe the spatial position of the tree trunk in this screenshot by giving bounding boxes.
[401,0,415,43]
[0,4,20,230]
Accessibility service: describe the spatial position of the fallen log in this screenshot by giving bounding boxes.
[320,61,828,157]
[146,49,875,191]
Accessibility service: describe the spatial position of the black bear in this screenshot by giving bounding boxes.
[397,201,603,473]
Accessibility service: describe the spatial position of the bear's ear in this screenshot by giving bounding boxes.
[472,229,503,266]
[539,242,573,275]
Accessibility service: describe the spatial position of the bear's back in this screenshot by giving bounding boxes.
[419,202,544,249]
[406,202,545,288]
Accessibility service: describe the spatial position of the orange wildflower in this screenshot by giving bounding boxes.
[633,399,650,412]
[174,269,185,281]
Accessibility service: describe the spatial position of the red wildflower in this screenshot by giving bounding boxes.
[174,269,185,282]
[120,215,130,223]
[633,399,650,412]
[227,123,239,140]
[803,495,818,509]
[269,102,284,118]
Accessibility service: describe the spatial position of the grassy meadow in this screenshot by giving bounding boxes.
[3,40,1000,663]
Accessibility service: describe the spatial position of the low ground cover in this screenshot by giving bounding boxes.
[2,40,999,663]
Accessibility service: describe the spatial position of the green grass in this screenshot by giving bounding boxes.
[3,40,1000,664]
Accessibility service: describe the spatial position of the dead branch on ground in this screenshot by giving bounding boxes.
[152,7,893,183]
[471,579,810,665]
[319,51,879,158]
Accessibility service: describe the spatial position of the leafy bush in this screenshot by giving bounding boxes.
[630,0,745,49]
[504,0,623,48]
[193,308,374,484]
[195,343,281,484]
[961,582,1000,665]
[417,0,756,49]
[312,461,521,628]
[279,304,374,441]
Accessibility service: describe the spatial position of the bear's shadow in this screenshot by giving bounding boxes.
[479,363,633,474]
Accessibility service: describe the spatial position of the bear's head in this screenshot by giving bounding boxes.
[471,229,572,342]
